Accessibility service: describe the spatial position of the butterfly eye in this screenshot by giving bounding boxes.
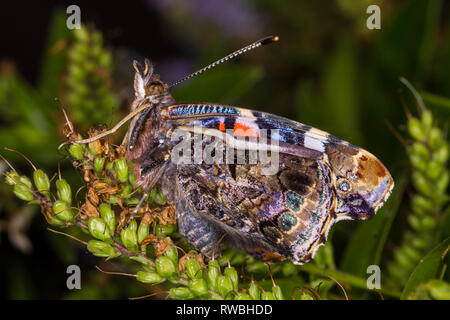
[146,83,164,96]
[337,179,351,193]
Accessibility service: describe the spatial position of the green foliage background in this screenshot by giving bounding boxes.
[0,0,449,299]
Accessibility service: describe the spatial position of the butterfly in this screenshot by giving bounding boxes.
[84,36,394,265]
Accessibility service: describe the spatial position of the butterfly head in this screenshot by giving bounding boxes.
[133,58,169,101]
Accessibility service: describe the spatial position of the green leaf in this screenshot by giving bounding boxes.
[401,237,450,299]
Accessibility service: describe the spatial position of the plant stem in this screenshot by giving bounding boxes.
[299,264,401,298]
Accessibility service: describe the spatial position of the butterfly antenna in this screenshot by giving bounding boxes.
[169,35,279,88]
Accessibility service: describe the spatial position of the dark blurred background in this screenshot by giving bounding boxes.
[0,0,449,299]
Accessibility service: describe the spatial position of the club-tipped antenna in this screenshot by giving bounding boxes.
[169,35,279,88]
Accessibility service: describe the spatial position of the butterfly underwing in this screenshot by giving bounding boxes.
[124,38,394,265]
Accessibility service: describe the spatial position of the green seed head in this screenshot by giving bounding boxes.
[13,183,34,201]
[88,217,112,242]
[217,275,234,298]
[5,171,20,185]
[115,158,129,183]
[52,200,74,222]
[94,157,106,175]
[189,278,208,297]
[155,256,177,278]
[120,220,138,251]
[136,271,165,284]
[408,117,426,141]
[235,292,251,300]
[249,282,260,300]
[261,291,276,300]
[421,110,433,133]
[272,285,284,300]
[186,259,202,280]
[87,240,117,258]
[19,176,33,188]
[164,247,179,265]
[69,143,85,161]
[224,267,239,291]
[207,261,220,290]
[155,223,176,237]
[56,179,72,204]
[169,287,194,300]
[98,203,115,235]
[33,169,50,194]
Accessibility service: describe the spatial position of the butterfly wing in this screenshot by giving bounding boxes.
[160,103,394,264]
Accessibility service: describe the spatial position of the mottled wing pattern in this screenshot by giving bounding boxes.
[162,103,394,264]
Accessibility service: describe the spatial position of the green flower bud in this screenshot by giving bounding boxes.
[207,260,220,290]
[5,171,20,185]
[408,214,423,231]
[120,220,138,251]
[125,197,140,206]
[429,128,442,149]
[53,200,74,222]
[105,161,114,172]
[224,267,239,290]
[411,195,434,213]
[235,292,251,300]
[421,110,433,133]
[56,179,72,204]
[164,247,179,265]
[49,215,66,226]
[169,287,194,300]
[411,142,430,160]
[155,223,176,237]
[19,176,33,188]
[88,217,112,242]
[115,158,129,183]
[129,256,151,265]
[426,160,442,179]
[434,144,449,164]
[87,240,119,258]
[13,183,34,201]
[402,245,421,261]
[189,278,208,297]
[74,27,89,42]
[136,271,165,284]
[411,237,427,249]
[261,291,276,300]
[94,157,106,175]
[249,282,260,300]
[412,172,431,196]
[394,248,413,269]
[98,203,115,235]
[137,221,150,246]
[409,154,427,172]
[121,184,132,199]
[186,259,202,280]
[408,117,425,141]
[217,275,234,298]
[421,216,437,230]
[155,256,176,278]
[150,187,166,205]
[299,291,315,300]
[69,143,84,160]
[128,167,136,187]
[436,171,449,194]
[272,285,284,300]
